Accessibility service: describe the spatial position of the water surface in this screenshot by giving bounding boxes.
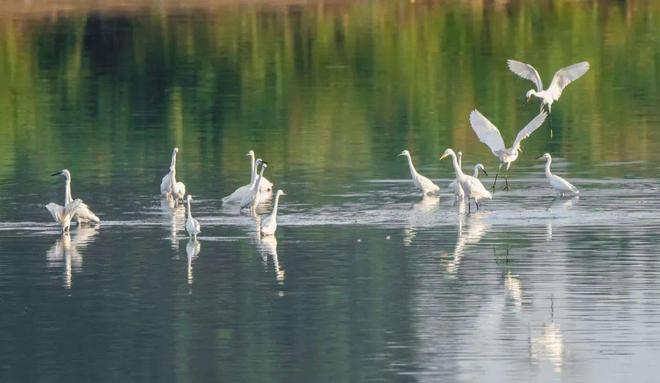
[1,1,660,382]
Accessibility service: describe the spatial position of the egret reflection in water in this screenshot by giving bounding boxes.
[162,198,185,251]
[186,238,201,285]
[258,236,285,284]
[45,226,98,289]
[446,212,491,274]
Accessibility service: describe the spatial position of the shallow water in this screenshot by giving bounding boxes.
[1,1,660,382]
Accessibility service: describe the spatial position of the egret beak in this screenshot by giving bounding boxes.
[282,192,287,196]
[518,147,523,153]
[482,169,489,177]
[245,153,251,157]
[262,161,269,165]
[50,171,62,176]
[439,153,448,160]
[536,155,544,160]
[526,95,531,103]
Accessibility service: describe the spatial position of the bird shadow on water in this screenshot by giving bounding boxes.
[46,225,99,289]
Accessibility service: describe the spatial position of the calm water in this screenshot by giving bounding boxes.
[1,1,660,382]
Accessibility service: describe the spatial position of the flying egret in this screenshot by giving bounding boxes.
[507,59,590,114]
[537,153,579,197]
[440,148,492,214]
[185,195,201,239]
[247,150,273,193]
[261,189,286,236]
[241,160,268,213]
[469,109,548,191]
[50,169,100,224]
[161,147,178,196]
[398,150,440,196]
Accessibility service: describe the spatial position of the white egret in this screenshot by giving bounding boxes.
[185,195,201,239]
[398,150,440,196]
[439,148,492,213]
[469,109,548,190]
[449,160,489,199]
[537,153,579,197]
[449,152,465,200]
[160,147,178,196]
[241,160,268,213]
[247,150,273,193]
[507,59,589,114]
[222,151,257,204]
[45,199,82,233]
[261,189,285,236]
[50,169,100,224]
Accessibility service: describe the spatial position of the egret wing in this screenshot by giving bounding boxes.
[507,59,543,91]
[512,111,548,150]
[160,172,172,195]
[469,110,506,156]
[45,203,64,223]
[548,62,589,100]
[75,202,100,223]
[65,199,83,217]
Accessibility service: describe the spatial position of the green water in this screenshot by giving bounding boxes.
[1,1,660,382]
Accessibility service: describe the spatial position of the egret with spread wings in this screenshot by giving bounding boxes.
[469,109,548,191]
[507,59,589,114]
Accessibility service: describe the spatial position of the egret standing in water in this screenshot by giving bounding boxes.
[247,150,273,193]
[46,199,82,233]
[469,109,548,191]
[185,195,201,239]
[537,153,579,197]
[161,147,178,196]
[507,59,590,114]
[261,189,286,236]
[241,160,268,213]
[398,150,440,197]
[48,169,100,225]
[440,148,492,213]
[223,150,273,204]
[450,152,465,200]
[161,147,186,203]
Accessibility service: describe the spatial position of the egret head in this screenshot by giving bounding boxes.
[398,150,410,157]
[276,189,287,197]
[51,169,71,179]
[475,163,488,177]
[457,151,463,159]
[536,153,551,161]
[246,150,255,158]
[439,148,455,161]
[187,195,192,202]
[526,89,535,102]
[174,147,179,153]
[260,160,269,170]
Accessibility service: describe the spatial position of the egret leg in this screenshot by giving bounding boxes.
[492,172,499,191]
[504,173,510,191]
[467,199,471,214]
[475,200,480,211]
